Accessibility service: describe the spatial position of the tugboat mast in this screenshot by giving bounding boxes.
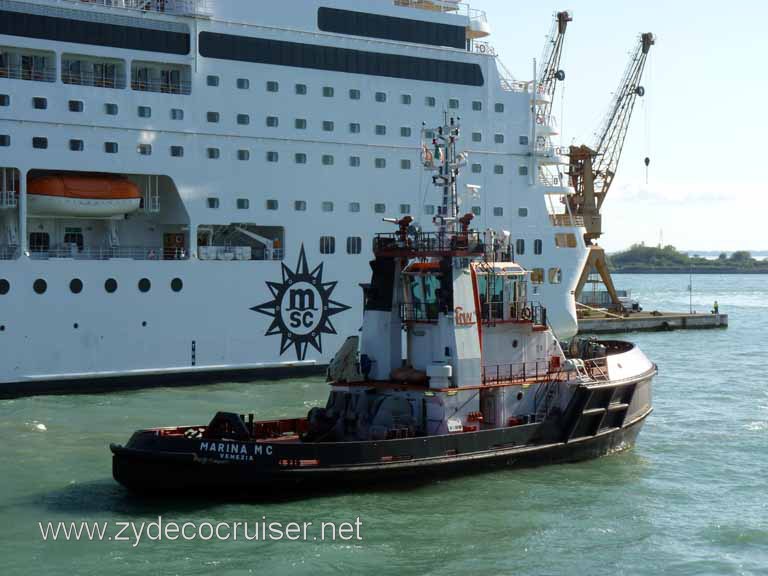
[428,112,463,238]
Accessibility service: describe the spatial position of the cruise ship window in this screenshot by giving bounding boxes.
[471,206,481,216]
[472,132,482,142]
[207,111,220,123]
[105,103,118,116]
[138,143,152,155]
[349,89,361,100]
[349,156,360,167]
[105,278,118,293]
[424,205,435,215]
[294,201,307,212]
[266,116,279,128]
[68,100,83,112]
[424,130,435,139]
[69,139,84,152]
[400,159,411,170]
[518,207,529,217]
[322,201,334,212]
[237,114,250,125]
[494,207,504,217]
[29,233,49,252]
[170,108,184,120]
[534,239,543,254]
[322,155,334,166]
[295,83,307,95]
[530,268,544,284]
[0,94,9,106]
[322,86,334,97]
[207,197,219,209]
[425,96,436,107]
[549,268,562,284]
[295,118,307,129]
[374,158,386,169]
[519,135,529,146]
[349,202,360,213]
[518,165,529,176]
[448,98,459,109]
[495,134,505,144]
[294,153,307,164]
[104,141,118,154]
[138,106,151,118]
[207,147,220,159]
[320,236,335,255]
[207,75,219,87]
[236,199,249,210]
[237,78,250,90]
[374,203,386,214]
[375,125,386,136]
[401,94,411,105]
[494,165,504,175]
[32,137,47,149]
[400,127,412,138]
[266,151,279,162]
[472,101,482,111]
[138,278,151,293]
[237,149,250,161]
[266,80,279,93]
[266,199,279,210]
[0,135,9,147]
[400,204,411,214]
[516,239,525,255]
[322,121,335,132]
[170,145,184,157]
[33,97,47,110]
[471,163,482,173]
[349,123,360,134]
[375,92,387,103]
[346,237,362,255]
[495,103,505,113]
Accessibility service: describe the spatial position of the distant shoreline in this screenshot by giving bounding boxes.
[612,269,768,274]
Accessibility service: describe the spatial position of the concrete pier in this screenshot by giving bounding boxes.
[578,312,729,334]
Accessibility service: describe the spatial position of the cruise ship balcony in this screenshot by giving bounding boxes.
[62,0,212,17]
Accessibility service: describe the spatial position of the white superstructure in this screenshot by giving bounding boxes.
[0,0,588,390]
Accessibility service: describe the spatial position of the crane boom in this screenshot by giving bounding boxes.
[536,10,572,124]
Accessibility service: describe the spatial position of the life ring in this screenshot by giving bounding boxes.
[521,306,533,320]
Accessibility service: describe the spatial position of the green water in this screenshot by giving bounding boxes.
[1,274,766,575]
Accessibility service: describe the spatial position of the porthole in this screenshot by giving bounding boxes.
[70,279,83,294]
[517,392,524,401]
[73,323,79,330]
[33,279,47,294]
[105,278,118,294]
[138,278,151,293]
[0,279,9,295]
[512,339,519,348]
[142,321,147,327]
[171,278,183,292]
[0,325,5,332]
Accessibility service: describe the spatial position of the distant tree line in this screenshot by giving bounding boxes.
[608,244,768,273]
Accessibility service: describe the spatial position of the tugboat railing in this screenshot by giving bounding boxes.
[374,231,485,256]
[481,360,554,386]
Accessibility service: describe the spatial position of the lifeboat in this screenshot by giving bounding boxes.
[27,175,142,217]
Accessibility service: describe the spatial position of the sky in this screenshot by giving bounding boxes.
[472,0,768,252]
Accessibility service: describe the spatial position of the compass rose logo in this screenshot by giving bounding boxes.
[251,245,350,360]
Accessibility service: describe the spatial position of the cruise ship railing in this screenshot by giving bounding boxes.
[131,78,191,95]
[0,66,56,83]
[61,0,212,17]
[0,246,20,260]
[29,246,170,261]
[62,71,126,90]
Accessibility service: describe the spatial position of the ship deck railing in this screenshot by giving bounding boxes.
[0,66,57,83]
[60,0,212,17]
[131,78,192,95]
[481,360,558,386]
[29,246,180,261]
[374,231,485,257]
[0,246,20,260]
[63,72,127,90]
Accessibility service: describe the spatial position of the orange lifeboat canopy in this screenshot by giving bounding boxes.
[27,174,143,218]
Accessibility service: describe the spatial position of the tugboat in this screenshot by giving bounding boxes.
[111,116,656,496]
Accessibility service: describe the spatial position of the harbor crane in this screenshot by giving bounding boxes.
[535,10,573,125]
[569,32,655,311]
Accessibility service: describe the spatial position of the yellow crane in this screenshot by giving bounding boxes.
[570,32,655,311]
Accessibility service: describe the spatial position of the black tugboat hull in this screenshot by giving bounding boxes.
[111,409,651,498]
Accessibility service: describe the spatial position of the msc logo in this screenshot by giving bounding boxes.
[251,245,350,360]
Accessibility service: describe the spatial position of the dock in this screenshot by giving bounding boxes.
[578,311,729,334]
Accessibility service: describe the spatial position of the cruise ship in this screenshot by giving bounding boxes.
[0,0,588,393]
